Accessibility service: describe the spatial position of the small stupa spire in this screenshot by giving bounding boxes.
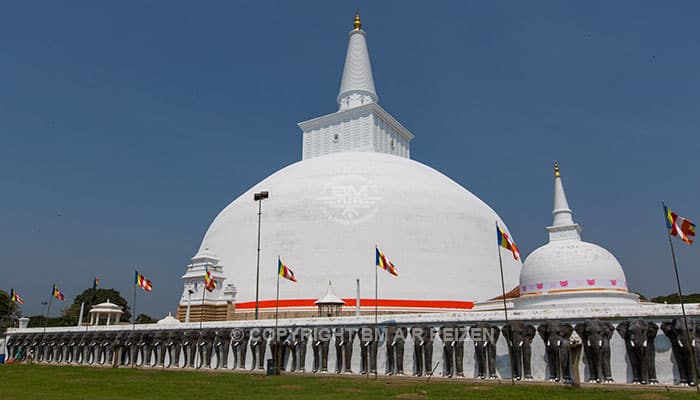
[547,161,581,241]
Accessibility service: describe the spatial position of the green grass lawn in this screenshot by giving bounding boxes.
[0,364,696,400]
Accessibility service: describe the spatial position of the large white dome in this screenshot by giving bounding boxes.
[197,152,521,316]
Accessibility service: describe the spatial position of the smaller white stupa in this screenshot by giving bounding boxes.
[517,163,638,308]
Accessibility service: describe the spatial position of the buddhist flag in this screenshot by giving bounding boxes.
[376,246,398,276]
[204,267,217,292]
[278,258,297,282]
[497,225,520,261]
[135,271,153,292]
[52,285,65,301]
[665,205,696,245]
[10,289,24,305]
[93,277,99,290]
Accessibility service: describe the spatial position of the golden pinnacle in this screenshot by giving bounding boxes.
[353,11,362,30]
[554,161,561,178]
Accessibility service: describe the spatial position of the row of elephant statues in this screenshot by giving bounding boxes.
[5,317,699,385]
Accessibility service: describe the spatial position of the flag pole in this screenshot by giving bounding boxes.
[44,286,54,334]
[5,290,12,331]
[86,277,97,328]
[275,256,281,375]
[198,268,208,369]
[662,202,699,392]
[496,222,514,386]
[132,271,137,331]
[374,246,379,381]
[200,268,207,330]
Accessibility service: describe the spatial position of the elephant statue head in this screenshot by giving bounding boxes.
[661,318,697,386]
[410,325,434,377]
[616,319,658,384]
[575,319,614,383]
[502,321,536,381]
[470,323,500,380]
[538,320,573,383]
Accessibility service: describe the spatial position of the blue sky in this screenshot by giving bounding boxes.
[2,2,699,318]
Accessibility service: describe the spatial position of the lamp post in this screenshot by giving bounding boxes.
[185,288,193,323]
[253,190,269,320]
[40,301,48,327]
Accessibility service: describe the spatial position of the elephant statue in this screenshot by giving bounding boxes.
[288,328,308,372]
[231,329,249,370]
[10,336,22,361]
[78,334,91,365]
[99,333,113,366]
[661,318,698,386]
[359,326,379,375]
[69,335,81,364]
[113,332,128,366]
[312,327,331,373]
[152,330,169,367]
[18,335,30,361]
[88,334,100,365]
[128,332,142,366]
[576,319,614,383]
[502,321,536,381]
[213,329,231,369]
[386,326,408,376]
[616,319,658,384]
[334,328,356,374]
[62,334,74,364]
[33,335,44,363]
[470,323,499,379]
[538,320,573,383]
[90,334,103,365]
[46,335,56,363]
[165,330,184,368]
[28,335,40,363]
[48,335,60,364]
[197,330,215,369]
[440,325,466,378]
[269,328,289,372]
[182,330,198,368]
[45,335,56,364]
[411,325,434,377]
[51,334,63,363]
[249,331,266,370]
[142,331,157,367]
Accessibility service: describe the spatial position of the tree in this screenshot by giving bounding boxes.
[135,314,156,324]
[62,288,131,324]
[650,292,700,304]
[0,290,20,332]
[632,292,648,301]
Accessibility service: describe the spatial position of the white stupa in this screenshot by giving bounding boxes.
[517,163,638,308]
[178,13,521,320]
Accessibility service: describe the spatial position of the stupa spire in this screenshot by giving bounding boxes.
[337,11,378,110]
[547,162,581,241]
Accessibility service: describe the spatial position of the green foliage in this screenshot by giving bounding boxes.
[650,292,700,304]
[632,292,648,301]
[0,289,20,332]
[27,315,69,328]
[135,314,156,324]
[62,288,131,324]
